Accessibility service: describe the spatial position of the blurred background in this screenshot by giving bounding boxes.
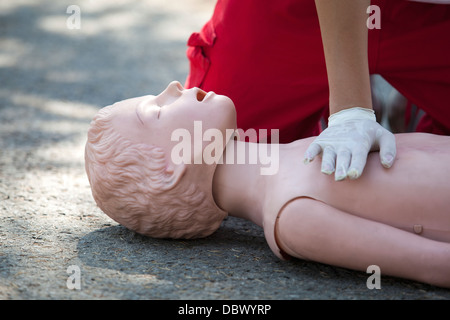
[0,0,215,167]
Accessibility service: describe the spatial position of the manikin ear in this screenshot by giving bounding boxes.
[161,163,187,190]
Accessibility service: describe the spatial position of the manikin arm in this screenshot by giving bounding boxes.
[275,197,450,288]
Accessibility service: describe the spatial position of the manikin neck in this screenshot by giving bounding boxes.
[212,139,271,228]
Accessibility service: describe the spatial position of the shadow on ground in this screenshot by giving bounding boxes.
[75,216,448,300]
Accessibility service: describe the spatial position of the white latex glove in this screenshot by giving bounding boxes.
[304,107,396,181]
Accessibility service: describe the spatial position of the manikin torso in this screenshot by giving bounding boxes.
[262,132,450,259]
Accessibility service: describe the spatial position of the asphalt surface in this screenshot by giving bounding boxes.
[1,0,450,300]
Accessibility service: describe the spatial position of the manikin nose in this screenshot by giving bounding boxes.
[167,81,207,101]
[164,81,184,95]
[170,81,184,91]
[156,81,183,105]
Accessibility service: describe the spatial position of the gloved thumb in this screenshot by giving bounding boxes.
[378,130,396,168]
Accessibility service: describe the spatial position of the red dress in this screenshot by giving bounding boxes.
[185,0,450,143]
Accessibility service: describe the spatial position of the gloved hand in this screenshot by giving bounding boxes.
[303,107,396,181]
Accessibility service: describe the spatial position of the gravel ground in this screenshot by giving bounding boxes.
[1,0,450,300]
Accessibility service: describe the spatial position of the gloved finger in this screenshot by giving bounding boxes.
[304,142,323,164]
[347,150,369,180]
[378,131,396,168]
[321,146,336,175]
[335,148,351,181]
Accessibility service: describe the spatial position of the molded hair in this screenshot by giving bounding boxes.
[84,105,227,239]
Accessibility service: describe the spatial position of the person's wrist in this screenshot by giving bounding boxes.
[328,107,376,127]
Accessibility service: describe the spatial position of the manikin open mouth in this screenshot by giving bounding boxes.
[196,88,207,101]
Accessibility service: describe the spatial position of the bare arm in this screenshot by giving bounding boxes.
[275,197,450,288]
[314,0,372,114]
[304,1,396,180]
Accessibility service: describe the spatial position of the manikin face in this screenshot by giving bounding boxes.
[108,81,237,165]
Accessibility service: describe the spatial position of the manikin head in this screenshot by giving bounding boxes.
[85,81,237,239]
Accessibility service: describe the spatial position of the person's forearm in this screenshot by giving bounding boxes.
[315,0,372,114]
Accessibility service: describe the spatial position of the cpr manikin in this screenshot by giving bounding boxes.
[85,81,450,288]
